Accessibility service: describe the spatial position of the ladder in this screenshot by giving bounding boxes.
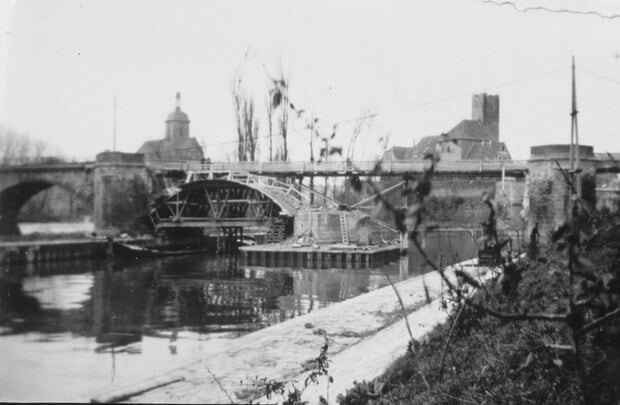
[340,212,349,244]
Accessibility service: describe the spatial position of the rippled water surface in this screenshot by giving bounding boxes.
[0,254,406,401]
[0,227,480,402]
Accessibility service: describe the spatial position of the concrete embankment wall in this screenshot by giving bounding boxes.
[0,239,109,266]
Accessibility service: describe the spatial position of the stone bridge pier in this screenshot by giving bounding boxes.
[93,152,154,235]
[524,144,598,243]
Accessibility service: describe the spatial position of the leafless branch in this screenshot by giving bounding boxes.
[578,307,620,335]
[438,300,466,382]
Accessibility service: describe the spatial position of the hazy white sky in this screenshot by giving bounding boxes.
[1,0,620,161]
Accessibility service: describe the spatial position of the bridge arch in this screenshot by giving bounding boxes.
[149,171,338,239]
[0,169,93,235]
[149,178,299,235]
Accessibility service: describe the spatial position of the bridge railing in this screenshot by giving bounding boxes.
[147,159,529,176]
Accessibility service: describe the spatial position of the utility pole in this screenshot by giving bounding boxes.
[309,113,315,205]
[268,91,273,161]
[113,95,117,152]
[570,56,581,197]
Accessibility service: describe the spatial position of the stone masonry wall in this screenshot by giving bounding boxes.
[525,145,598,243]
[93,152,152,235]
[425,176,525,230]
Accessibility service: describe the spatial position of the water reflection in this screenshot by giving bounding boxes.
[1,254,403,400]
[1,254,401,349]
[1,231,480,348]
[0,230,483,401]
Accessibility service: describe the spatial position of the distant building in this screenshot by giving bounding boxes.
[137,92,205,161]
[384,93,511,162]
[381,146,416,161]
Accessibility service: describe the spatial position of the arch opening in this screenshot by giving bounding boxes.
[150,179,294,238]
[0,181,93,236]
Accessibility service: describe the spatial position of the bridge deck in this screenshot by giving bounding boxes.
[2,156,618,177]
[146,159,529,177]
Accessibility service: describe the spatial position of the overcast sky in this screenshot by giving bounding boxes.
[1,0,620,162]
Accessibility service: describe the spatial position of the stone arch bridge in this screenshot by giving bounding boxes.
[0,163,94,234]
[0,149,617,237]
[0,153,344,237]
[0,153,155,236]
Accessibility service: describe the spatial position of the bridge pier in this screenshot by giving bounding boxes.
[93,152,152,235]
[524,145,597,244]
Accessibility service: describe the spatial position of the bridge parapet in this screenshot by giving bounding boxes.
[146,159,529,177]
[0,162,95,173]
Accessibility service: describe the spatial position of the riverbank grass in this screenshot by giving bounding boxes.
[338,220,620,404]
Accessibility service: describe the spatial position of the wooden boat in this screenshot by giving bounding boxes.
[112,242,207,258]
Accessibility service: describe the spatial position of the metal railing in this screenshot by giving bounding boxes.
[147,159,529,177]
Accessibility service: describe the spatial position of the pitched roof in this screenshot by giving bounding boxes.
[462,140,511,160]
[410,135,440,159]
[447,119,497,141]
[383,146,416,160]
[137,137,204,161]
[405,134,510,162]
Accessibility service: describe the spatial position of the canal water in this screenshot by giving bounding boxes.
[18,220,95,235]
[0,228,480,402]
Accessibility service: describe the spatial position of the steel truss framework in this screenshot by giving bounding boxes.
[150,180,282,231]
[149,171,339,233]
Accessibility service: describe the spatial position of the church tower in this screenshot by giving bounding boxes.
[165,92,190,141]
[137,91,204,161]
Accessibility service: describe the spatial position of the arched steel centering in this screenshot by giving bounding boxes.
[149,171,340,233]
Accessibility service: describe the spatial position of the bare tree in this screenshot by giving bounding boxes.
[32,140,47,162]
[0,126,49,165]
[232,75,260,162]
[346,108,375,162]
[318,125,342,196]
[266,90,274,161]
[268,71,290,161]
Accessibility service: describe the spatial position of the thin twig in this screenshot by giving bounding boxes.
[543,344,573,351]
[382,270,432,392]
[412,238,569,323]
[438,300,467,381]
[579,307,620,335]
[383,271,415,343]
[569,237,589,404]
[443,392,479,405]
[205,364,235,404]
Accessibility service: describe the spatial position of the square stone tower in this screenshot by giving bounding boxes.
[472,93,499,141]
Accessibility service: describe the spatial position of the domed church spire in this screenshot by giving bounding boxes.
[165,91,190,141]
[137,91,204,161]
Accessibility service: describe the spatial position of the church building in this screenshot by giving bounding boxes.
[137,92,205,161]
